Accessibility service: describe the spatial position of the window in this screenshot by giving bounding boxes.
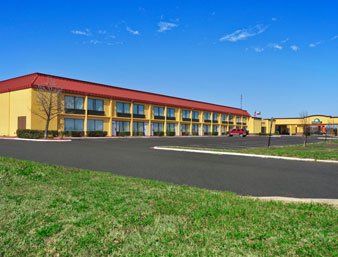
[87,119,103,131]
[133,122,145,136]
[229,115,234,122]
[221,114,227,122]
[88,98,104,111]
[192,111,199,121]
[181,124,190,135]
[152,122,163,131]
[116,121,130,133]
[65,96,84,113]
[116,102,131,114]
[203,124,211,134]
[64,118,84,131]
[133,104,144,115]
[166,123,175,132]
[204,112,211,121]
[182,110,191,120]
[167,108,175,118]
[213,125,219,133]
[213,113,218,122]
[192,124,199,135]
[153,106,164,118]
[236,116,241,123]
[243,117,247,124]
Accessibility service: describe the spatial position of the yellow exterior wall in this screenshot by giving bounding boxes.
[0,92,10,136]
[0,89,32,136]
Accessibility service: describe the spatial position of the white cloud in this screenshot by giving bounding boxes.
[98,30,107,35]
[271,17,277,21]
[219,24,268,42]
[332,35,338,40]
[254,47,264,53]
[71,29,91,36]
[126,27,140,35]
[157,21,178,32]
[290,45,300,52]
[269,43,283,50]
[309,41,321,47]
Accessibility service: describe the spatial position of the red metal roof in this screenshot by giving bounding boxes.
[0,73,251,116]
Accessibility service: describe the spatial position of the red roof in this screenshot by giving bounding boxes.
[0,73,251,116]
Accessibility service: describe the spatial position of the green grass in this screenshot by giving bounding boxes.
[0,157,337,257]
[169,141,338,161]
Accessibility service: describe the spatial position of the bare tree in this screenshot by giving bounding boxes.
[299,111,309,147]
[32,81,63,139]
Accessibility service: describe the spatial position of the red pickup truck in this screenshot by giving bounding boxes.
[229,128,248,137]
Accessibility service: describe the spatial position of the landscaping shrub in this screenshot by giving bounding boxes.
[87,131,108,137]
[153,131,164,136]
[167,131,175,136]
[62,131,84,137]
[17,129,44,139]
[132,132,145,136]
[116,131,131,137]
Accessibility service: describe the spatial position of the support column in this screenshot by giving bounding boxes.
[84,96,88,136]
[108,99,113,136]
[130,102,133,137]
[148,105,152,136]
[164,106,167,136]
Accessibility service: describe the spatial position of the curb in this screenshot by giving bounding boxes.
[0,137,71,142]
[252,196,338,207]
[153,146,338,164]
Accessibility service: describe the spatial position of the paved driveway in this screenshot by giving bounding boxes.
[0,136,337,198]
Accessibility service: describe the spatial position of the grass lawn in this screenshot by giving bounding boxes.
[0,157,337,256]
[169,141,338,161]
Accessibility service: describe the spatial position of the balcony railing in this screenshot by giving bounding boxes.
[182,117,191,122]
[166,116,176,120]
[87,110,105,116]
[133,114,146,119]
[117,112,131,118]
[65,108,85,115]
[154,115,165,120]
[204,119,211,123]
[192,118,199,122]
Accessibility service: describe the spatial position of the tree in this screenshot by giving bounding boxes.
[299,111,309,147]
[32,81,63,139]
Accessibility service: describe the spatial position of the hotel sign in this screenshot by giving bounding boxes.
[312,118,322,124]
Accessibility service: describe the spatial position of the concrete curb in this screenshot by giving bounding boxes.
[0,137,71,142]
[153,146,338,164]
[252,196,338,207]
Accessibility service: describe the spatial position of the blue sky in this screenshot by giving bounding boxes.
[1,0,337,117]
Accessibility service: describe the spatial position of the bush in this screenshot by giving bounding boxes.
[62,131,84,137]
[116,131,130,137]
[212,132,219,136]
[167,131,175,136]
[87,131,108,137]
[182,132,190,136]
[132,132,145,136]
[153,131,164,136]
[17,129,44,139]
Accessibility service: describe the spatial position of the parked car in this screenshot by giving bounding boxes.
[229,128,248,137]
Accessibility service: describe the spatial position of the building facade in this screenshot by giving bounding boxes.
[0,73,250,137]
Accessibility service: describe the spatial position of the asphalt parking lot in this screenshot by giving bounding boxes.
[0,136,337,198]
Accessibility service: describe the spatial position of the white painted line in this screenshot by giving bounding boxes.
[0,137,71,142]
[153,146,338,164]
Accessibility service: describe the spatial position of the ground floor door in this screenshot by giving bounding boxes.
[18,116,26,130]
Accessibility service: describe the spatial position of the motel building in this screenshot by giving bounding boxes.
[0,73,250,137]
[0,73,337,138]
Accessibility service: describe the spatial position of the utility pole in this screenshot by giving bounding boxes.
[267,117,274,148]
[240,94,243,110]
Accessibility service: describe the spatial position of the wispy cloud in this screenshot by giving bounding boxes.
[332,35,338,40]
[219,24,268,42]
[157,21,178,32]
[269,43,283,50]
[271,17,277,21]
[126,26,140,35]
[254,47,264,53]
[309,41,321,48]
[290,45,300,52]
[71,29,91,36]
